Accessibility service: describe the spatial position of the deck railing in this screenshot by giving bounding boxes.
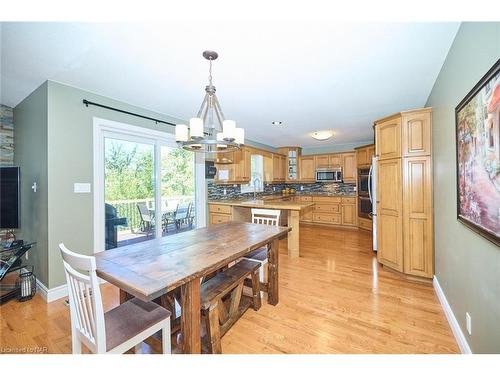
[107,196,194,232]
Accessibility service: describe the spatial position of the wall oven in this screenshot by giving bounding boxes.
[315,168,342,182]
[358,167,372,219]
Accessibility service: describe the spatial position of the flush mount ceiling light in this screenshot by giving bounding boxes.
[175,50,244,153]
[311,130,334,141]
[272,121,283,126]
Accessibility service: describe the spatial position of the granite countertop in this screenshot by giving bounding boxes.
[207,198,314,211]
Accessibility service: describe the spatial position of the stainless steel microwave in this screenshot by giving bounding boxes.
[315,167,342,182]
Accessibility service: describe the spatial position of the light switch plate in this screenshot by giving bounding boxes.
[74,183,91,193]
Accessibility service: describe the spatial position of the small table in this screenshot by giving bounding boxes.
[95,222,290,353]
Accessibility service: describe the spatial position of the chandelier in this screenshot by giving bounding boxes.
[175,51,244,153]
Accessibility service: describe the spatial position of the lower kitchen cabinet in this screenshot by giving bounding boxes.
[300,196,358,228]
[208,204,232,225]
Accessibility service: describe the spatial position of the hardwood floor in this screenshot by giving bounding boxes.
[0,225,459,354]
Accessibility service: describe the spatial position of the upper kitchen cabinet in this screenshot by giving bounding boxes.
[278,147,302,183]
[272,153,286,182]
[300,155,315,182]
[314,154,330,168]
[375,115,401,160]
[214,146,251,184]
[341,152,356,182]
[329,154,342,167]
[402,109,432,157]
[355,144,375,167]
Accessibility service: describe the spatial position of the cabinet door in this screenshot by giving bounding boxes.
[356,148,368,167]
[300,156,315,181]
[402,111,431,157]
[375,117,402,160]
[341,203,357,226]
[329,154,342,167]
[315,155,330,168]
[367,146,375,162]
[341,152,356,182]
[377,158,403,272]
[263,153,274,182]
[403,156,433,278]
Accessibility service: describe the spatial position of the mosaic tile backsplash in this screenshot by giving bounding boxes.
[207,180,357,200]
[0,104,14,166]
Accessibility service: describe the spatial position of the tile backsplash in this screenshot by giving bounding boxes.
[207,181,356,200]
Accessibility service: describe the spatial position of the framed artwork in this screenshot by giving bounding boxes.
[456,59,500,246]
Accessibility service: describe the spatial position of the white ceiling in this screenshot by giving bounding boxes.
[0,21,459,148]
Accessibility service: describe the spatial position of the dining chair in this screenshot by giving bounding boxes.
[59,243,171,354]
[242,208,281,297]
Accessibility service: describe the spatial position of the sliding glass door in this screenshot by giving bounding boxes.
[98,121,200,251]
[160,145,195,235]
[104,136,156,249]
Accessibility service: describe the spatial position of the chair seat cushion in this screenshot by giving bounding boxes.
[105,297,171,351]
[242,247,268,262]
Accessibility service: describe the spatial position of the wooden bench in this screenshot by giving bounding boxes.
[200,259,261,354]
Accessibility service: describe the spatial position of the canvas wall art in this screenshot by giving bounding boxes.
[456,59,500,246]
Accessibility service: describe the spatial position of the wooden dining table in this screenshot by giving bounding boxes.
[95,222,290,354]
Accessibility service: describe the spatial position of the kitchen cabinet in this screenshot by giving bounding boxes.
[214,147,251,184]
[374,108,433,278]
[403,156,433,278]
[300,155,315,182]
[272,154,286,182]
[297,196,313,222]
[329,154,342,167]
[341,152,356,182]
[279,147,302,183]
[314,155,330,169]
[355,144,375,167]
[375,116,401,160]
[208,204,232,226]
[402,111,432,157]
[341,197,357,226]
[377,157,403,272]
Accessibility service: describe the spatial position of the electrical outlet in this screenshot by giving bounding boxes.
[223,187,227,196]
[466,312,472,335]
[300,185,304,191]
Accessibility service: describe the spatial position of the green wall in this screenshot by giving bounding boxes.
[425,22,500,353]
[46,81,185,289]
[13,82,49,286]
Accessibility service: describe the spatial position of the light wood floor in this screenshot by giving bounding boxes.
[0,225,459,354]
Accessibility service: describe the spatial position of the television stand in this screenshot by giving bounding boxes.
[0,242,36,304]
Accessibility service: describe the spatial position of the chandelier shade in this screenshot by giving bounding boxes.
[175,51,244,153]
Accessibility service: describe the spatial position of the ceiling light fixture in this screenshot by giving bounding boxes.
[272,121,283,126]
[311,130,334,141]
[175,51,244,153]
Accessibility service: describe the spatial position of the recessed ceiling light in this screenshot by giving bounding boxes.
[311,130,334,141]
[272,121,283,126]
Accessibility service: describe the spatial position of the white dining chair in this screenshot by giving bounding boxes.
[59,243,171,354]
[243,209,281,296]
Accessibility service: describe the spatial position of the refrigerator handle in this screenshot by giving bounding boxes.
[368,164,373,204]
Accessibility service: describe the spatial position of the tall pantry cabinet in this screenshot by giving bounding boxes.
[374,108,433,279]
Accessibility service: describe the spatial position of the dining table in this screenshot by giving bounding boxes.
[95,221,291,354]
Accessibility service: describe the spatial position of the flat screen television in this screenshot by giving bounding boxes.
[0,166,20,229]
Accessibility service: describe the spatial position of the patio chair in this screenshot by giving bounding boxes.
[174,202,190,230]
[186,202,195,228]
[137,202,154,235]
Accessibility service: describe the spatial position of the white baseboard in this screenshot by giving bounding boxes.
[433,276,472,354]
[36,278,107,303]
[36,279,68,303]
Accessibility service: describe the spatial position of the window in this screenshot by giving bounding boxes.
[240,154,264,194]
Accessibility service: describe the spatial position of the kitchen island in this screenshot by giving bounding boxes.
[207,197,313,258]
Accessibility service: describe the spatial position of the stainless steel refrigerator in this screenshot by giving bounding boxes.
[368,156,378,251]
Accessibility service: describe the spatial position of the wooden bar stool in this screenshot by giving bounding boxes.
[200,259,261,354]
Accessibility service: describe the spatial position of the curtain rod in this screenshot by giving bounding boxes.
[82,99,177,127]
